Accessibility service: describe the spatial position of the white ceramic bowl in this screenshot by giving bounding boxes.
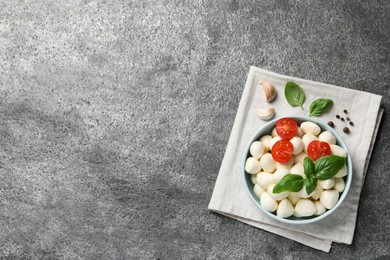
[242,116,352,224]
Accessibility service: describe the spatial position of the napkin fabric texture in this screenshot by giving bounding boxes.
[208,66,383,252]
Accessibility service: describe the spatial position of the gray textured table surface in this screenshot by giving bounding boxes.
[0,0,389,259]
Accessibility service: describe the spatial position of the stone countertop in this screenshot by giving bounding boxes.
[0,1,389,259]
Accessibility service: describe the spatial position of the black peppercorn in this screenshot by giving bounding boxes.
[328,121,335,128]
[343,109,348,114]
[343,127,350,134]
[341,117,345,121]
[346,116,350,121]
[336,115,340,119]
[349,121,354,126]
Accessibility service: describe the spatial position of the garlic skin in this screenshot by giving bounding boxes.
[262,80,277,102]
[267,184,289,201]
[319,131,336,145]
[301,121,321,136]
[295,199,316,217]
[245,157,262,174]
[330,145,348,157]
[259,135,273,152]
[254,184,266,199]
[256,172,275,189]
[260,153,276,173]
[260,192,278,212]
[255,107,275,121]
[250,141,265,160]
[277,199,294,218]
[314,201,326,216]
[320,190,339,209]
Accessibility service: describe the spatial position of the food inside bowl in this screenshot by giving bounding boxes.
[245,118,348,219]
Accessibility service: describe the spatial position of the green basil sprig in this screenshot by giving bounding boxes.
[285,82,305,109]
[314,155,346,180]
[273,155,346,194]
[309,98,334,116]
[273,174,304,193]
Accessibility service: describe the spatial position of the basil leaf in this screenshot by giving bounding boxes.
[303,157,315,177]
[304,176,317,195]
[273,174,304,194]
[285,82,305,109]
[309,98,334,116]
[314,155,346,180]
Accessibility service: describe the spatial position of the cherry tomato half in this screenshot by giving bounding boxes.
[271,140,294,163]
[307,140,331,161]
[276,118,298,139]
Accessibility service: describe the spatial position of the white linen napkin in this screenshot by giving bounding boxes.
[208,66,383,252]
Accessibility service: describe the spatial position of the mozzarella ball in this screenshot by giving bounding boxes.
[296,127,304,138]
[276,157,294,171]
[290,163,305,177]
[334,178,345,193]
[267,184,289,201]
[250,174,257,184]
[330,145,347,157]
[295,199,316,217]
[319,131,336,145]
[302,134,318,152]
[254,184,266,199]
[277,199,294,218]
[260,153,276,173]
[293,152,308,165]
[311,185,323,200]
[288,192,301,205]
[271,127,278,137]
[293,210,302,218]
[320,190,339,209]
[245,157,262,174]
[290,137,304,155]
[297,187,311,198]
[269,136,282,151]
[301,121,321,136]
[256,172,275,189]
[250,141,266,160]
[318,178,335,189]
[260,192,278,212]
[260,135,273,152]
[335,165,348,178]
[314,201,326,216]
[273,169,289,183]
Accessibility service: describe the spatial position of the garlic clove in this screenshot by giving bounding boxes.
[262,80,277,102]
[255,107,275,121]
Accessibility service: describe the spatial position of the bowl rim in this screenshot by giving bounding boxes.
[242,116,353,225]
